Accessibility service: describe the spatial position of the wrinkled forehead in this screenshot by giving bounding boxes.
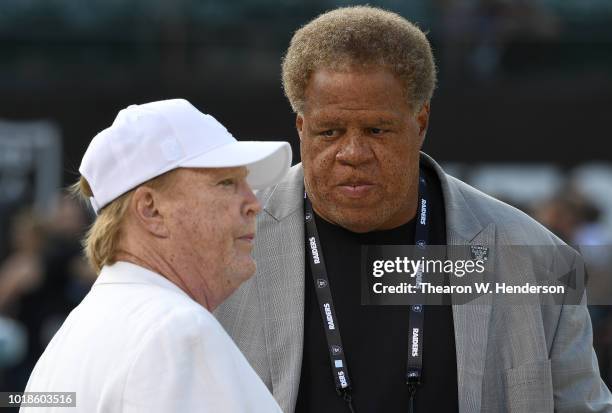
[305,64,401,91]
[301,68,412,120]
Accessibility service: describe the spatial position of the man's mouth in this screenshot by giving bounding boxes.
[336,181,375,198]
[237,233,255,243]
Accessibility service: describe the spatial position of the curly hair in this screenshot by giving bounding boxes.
[281,5,436,113]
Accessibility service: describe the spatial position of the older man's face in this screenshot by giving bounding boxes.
[297,67,429,232]
[161,167,260,306]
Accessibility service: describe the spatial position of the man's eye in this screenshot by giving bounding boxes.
[370,127,384,134]
[319,130,336,137]
[218,178,235,187]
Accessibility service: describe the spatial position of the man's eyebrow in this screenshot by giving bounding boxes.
[374,118,397,126]
[309,119,343,128]
[308,116,398,128]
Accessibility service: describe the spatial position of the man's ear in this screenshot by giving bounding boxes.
[416,102,430,146]
[296,114,304,141]
[130,186,170,238]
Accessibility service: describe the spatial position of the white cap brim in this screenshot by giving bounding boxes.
[180,141,292,189]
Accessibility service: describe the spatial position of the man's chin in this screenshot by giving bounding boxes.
[327,213,385,233]
[232,258,256,280]
[338,221,381,233]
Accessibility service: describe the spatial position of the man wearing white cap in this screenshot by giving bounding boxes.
[21,99,291,412]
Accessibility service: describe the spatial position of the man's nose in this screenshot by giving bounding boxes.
[242,184,262,217]
[335,131,374,166]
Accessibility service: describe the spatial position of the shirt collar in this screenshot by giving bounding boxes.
[94,261,189,298]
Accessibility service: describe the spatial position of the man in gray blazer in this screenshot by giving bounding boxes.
[215,6,612,413]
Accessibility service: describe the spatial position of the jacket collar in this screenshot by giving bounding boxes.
[420,152,486,243]
[261,163,304,222]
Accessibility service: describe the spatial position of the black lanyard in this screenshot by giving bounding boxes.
[304,174,430,413]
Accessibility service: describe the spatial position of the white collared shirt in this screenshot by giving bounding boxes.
[22,261,281,413]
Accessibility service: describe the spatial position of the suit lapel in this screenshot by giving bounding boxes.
[448,225,495,413]
[424,153,495,413]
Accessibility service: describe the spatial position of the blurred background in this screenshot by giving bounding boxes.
[1,0,611,400]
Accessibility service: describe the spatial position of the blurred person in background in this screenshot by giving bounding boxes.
[42,193,96,313]
[533,190,586,245]
[0,209,46,391]
[0,194,93,394]
[0,210,46,312]
[22,99,291,412]
[533,187,612,249]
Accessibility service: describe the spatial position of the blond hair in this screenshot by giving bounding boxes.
[281,6,436,113]
[71,171,176,273]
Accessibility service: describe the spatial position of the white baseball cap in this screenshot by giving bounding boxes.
[79,99,292,213]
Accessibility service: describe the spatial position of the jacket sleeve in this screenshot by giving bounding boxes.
[550,300,612,412]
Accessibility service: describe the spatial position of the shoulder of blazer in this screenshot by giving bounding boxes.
[256,163,304,222]
[423,152,567,248]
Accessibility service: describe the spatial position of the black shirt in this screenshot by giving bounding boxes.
[295,166,459,413]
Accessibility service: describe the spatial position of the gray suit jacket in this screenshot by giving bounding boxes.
[215,153,612,412]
